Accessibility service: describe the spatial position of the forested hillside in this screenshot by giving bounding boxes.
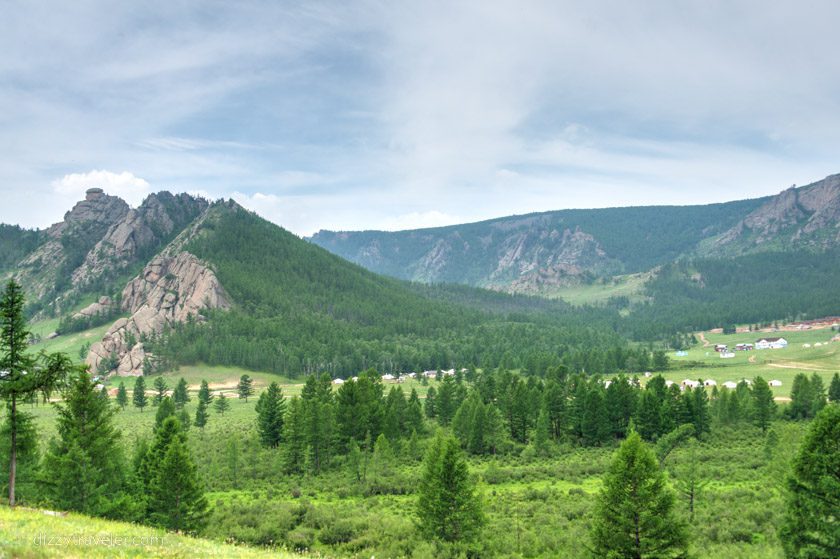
[0,224,42,274]
[149,204,633,376]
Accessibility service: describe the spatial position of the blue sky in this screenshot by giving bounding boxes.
[2,1,840,236]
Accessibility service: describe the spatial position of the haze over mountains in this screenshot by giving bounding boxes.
[311,174,840,295]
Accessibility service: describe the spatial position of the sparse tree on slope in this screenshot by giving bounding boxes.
[590,429,689,559]
[214,393,230,415]
[194,400,208,430]
[152,377,168,406]
[172,377,190,409]
[256,381,286,447]
[116,381,128,411]
[751,376,776,433]
[197,379,213,406]
[828,373,840,403]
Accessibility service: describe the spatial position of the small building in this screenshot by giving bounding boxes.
[755,337,788,350]
[681,379,701,389]
[332,378,345,385]
[769,380,783,387]
[703,379,717,387]
[722,381,738,389]
[735,343,753,351]
[714,344,728,353]
[803,343,812,348]
[665,380,675,387]
[720,351,735,359]
[381,374,396,382]
[644,372,652,378]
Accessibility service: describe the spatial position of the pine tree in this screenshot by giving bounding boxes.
[197,379,213,406]
[145,417,208,533]
[255,382,286,447]
[0,280,72,506]
[237,374,254,402]
[214,393,230,415]
[809,373,827,418]
[133,376,148,412]
[301,373,335,474]
[416,432,485,545]
[173,378,190,409]
[788,373,812,419]
[532,404,552,456]
[154,397,176,432]
[425,386,437,419]
[751,376,776,433]
[780,405,840,557]
[590,429,689,558]
[581,386,610,446]
[42,369,127,516]
[116,381,128,411]
[406,388,425,434]
[829,373,840,403]
[194,400,208,430]
[282,397,306,474]
[152,377,168,406]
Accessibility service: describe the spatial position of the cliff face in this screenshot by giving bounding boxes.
[86,251,230,375]
[16,190,130,301]
[707,174,840,253]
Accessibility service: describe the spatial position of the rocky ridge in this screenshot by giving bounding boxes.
[86,250,230,375]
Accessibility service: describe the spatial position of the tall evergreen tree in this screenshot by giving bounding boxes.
[416,432,485,545]
[405,388,425,434]
[0,280,71,506]
[301,373,335,473]
[809,373,827,418]
[42,369,128,517]
[133,376,148,412]
[172,378,190,409]
[425,386,438,419]
[145,417,208,533]
[255,382,286,448]
[829,373,840,403]
[788,373,813,420]
[154,397,176,431]
[751,376,776,433]
[194,400,208,430]
[152,377,168,406]
[237,374,254,402]
[282,397,306,474]
[590,429,689,558]
[197,379,213,406]
[780,405,840,557]
[116,381,128,411]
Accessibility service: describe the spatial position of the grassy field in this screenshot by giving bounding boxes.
[0,507,301,559]
[544,271,651,306]
[657,327,839,398]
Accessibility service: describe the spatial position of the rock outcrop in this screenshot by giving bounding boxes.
[71,192,209,289]
[87,251,230,375]
[16,191,130,301]
[72,296,115,320]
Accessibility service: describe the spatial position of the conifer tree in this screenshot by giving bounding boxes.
[194,400,208,430]
[282,397,306,474]
[780,405,840,557]
[788,373,812,419]
[590,429,689,558]
[237,374,254,402]
[751,376,776,433]
[406,388,425,434]
[416,432,485,545]
[133,376,148,412]
[214,393,230,415]
[177,408,191,431]
[116,381,128,411]
[829,372,840,403]
[255,381,286,447]
[581,386,610,446]
[42,369,128,516]
[809,373,827,417]
[173,378,190,409]
[145,417,207,533]
[152,377,168,406]
[425,386,437,419]
[197,379,213,406]
[154,397,176,431]
[0,280,72,506]
[301,373,335,473]
[532,405,552,456]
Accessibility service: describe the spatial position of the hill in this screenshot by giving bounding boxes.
[310,174,840,298]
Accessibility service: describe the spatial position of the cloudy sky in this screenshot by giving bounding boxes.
[2,1,840,236]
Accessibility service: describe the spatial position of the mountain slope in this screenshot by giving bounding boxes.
[310,196,766,294]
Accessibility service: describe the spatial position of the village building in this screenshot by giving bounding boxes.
[755,337,788,350]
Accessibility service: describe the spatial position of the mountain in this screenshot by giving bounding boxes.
[1,190,624,377]
[310,174,840,296]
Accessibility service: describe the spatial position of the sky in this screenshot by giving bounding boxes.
[2,1,840,236]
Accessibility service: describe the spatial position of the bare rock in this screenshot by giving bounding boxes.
[87,251,230,375]
[72,296,114,320]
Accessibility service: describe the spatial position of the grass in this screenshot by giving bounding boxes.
[544,271,651,306]
[0,507,302,558]
[658,327,840,398]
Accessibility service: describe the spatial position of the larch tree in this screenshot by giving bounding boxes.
[133,376,148,412]
[751,376,776,433]
[255,381,286,447]
[152,376,168,406]
[194,399,208,430]
[780,404,840,557]
[197,379,213,406]
[237,374,254,402]
[214,393,230,415]
[0,280,72,506]
[828,373,840,403]
[590,429,689,559]
[116,381,128,410]
[173,377,190,409]
[416,432,485,546]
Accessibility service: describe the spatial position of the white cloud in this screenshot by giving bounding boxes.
[52,170,151,207]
